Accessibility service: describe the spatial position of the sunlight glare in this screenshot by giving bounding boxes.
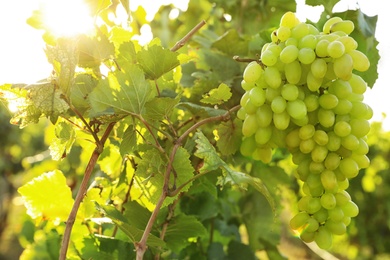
[41,0,94,37]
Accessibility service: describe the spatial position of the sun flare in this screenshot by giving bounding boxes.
[41,0,94,37]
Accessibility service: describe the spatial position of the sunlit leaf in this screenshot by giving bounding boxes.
[144,96,180,121]
[49,121,76,160]
[18,170,74,223]
[70,73,98,115]
[137,44,180,79]
[98,143,122,177]
[212,29,249,56]
[194,130,224,173]
[120,125,137,156]
[216,118,242,156]
[200,83,232,105]
[78,33,115,68]
[88,64,154,116]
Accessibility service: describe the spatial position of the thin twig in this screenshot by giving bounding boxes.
[170,20,207,52]
[59,122,116,260]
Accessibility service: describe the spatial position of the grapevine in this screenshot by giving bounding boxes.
[238,12,371,249]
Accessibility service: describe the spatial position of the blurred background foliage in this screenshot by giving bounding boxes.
[0,0,388,259]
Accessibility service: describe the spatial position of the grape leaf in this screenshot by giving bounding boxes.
[49,121,76,160]
[216,118,242,156]
[200,83,232,105]
[164,214,207,253]
[77,33,115,68]
[95,203,165,248]
[98,143,122,177]
[120,125,137,156]
[144,96,180,121]
[116,41,138,68]
[212,29,249,56]
[18,170,74,223]
[88,64,154,116]
[45,38,78,96]
[137,44,180,80]
[178,102,227,118]
[195,131,275,211]
[70,73,98,115]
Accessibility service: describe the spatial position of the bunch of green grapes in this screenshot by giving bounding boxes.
[237,12,371,249]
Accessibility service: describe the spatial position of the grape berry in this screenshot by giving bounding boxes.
[238,12,371,250]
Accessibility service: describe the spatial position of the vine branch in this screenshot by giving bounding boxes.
[59,122,116,260]
[135,105,240,259]
[170,20,206,52]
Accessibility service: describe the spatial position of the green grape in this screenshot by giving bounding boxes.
[284,60,302,84]
[256,104,273,127]
[244,99,257,114]
[290,212,310,230]
[267,43,282,56]
[286,129,301,148]
[315,227,333,250]
[338,36,357,52]
[277,26,291,42]
[315,39,330,57]
[330,20,354,35]
[280,11,300,29]
[318,108,335,128]
[285,37,298,46]
[320,192,337,209]
[270,30,278,43]
[298,47,316,64]
[271,96,287,113]
[307,71,323,92]
[313,207,329,224]
[324,152,340,170]
[297,158,311,181]
[342,200,359,217]
[243,61,263,83]
[255,126,273,145]
[348,50,370,72]
[341,134,359,150]
[240,136,257,156]
[298,196,311,211]
[326,131,341,151]
[311,58,327,78]
[299,124,315,140]
[264,67,282,89]
[266,87,281,102]
[339,157,359,179]
[300,230,316,243]
[338,178,349,190]
[333,53,353,80]
[324,62,337,81]
[299,34,317,49]
[349,74,367,94]
[335,191,351,206]
[334,121,351,137]
[313,130,329,146]
[310,161,325,174]
[305,217,320,232]
[241,80,255,91]
[307,197,322,214]
[350,118,370,137]
[252,146,273,163]
[333,99,352,115]
[325,220,347,235]
[327,40,345,59]
[304,94,319,112]
[355,138,369,155]
[287,99,307,119]
[321,169,338,192]
[240,91,250,106]
[280,45,299,63]
[236,107,246,120]
[307,24,320,35]
[273,111,290,130]
[242,114,258,137]
[292,115,309,127]
[281,83,299,101]
[328,206,345,222]
[323,16,343,34]
[291,22,310,39]
[249,87,266,107]
[351,154,370,169]
[311,145,328,162]
[319,93,339,109]
[343,216,351,226]
[261,49,278,67]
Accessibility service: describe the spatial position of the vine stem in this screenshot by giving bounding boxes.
[59,122,116,260]
[170,20,206,52]
[135,105,240,259]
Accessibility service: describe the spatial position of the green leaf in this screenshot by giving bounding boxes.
[178,102,227,118]
[98,143,123,177]
[116,41,138,68]
[95,203,165,248]
[49,121,76,160]
[45,38,78,96]
[164,214,207,253]
[78,33,115,68]
[227,240,256,260]
[211,29,249,56]
[200,83,232,105]
[216,118,242,156]
[120,125,137,156]
[18,170,74,222]
[194,131,275,211]
[306,0,339,14]
[70,73,98,115]
[137,44,180,79]
[144,96,180,121]
[88,64,153,116]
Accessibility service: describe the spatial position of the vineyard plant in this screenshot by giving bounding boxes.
[0,0,388,259]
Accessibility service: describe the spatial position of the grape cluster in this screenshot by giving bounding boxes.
[237,12,372,249]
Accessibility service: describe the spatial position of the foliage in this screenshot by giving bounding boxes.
[0,0,385,259]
